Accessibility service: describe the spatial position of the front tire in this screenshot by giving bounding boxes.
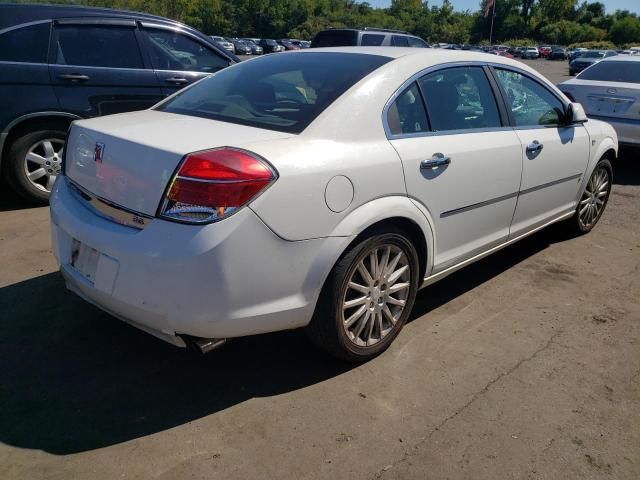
[307,230,419,362]
[566,158,612,234]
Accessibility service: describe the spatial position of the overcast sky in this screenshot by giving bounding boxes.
[367,0,640,15]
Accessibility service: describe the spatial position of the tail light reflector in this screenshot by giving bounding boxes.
[159,148,276,224]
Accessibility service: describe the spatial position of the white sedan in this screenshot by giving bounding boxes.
[559,55,640,146]
[50,48,617,361]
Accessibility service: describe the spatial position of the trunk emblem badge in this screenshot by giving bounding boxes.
[94,142,105,163]
[606,88,617,94]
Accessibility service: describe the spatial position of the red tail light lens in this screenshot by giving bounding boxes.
[159,148,277,224]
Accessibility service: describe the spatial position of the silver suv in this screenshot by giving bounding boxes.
[311,28,428,48]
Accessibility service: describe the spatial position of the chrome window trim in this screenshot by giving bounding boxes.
[382,60,570,140]
[0,19,51,36]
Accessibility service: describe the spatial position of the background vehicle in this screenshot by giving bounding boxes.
[568,47,588,62]
[538,45,552,58]
[259,38,285,53]
[51,48,617,361]
[0,4,237,202]
[231,39,252,55]
[240,38,264,55]
[548,46,567,60]
[210,35,235,54]
[311,27,428,48]
[521,47,539,59]
[569,50,617,75]
[560,56,640,146]
[278,39,300,50]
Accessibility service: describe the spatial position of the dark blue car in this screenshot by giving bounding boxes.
[0,4,238,201]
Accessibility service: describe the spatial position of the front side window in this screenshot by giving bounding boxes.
[407,36,427,48]
[391,35,409,47]
[361,34,384,46]
[419,67,501,131]
[494,68,565,126]
[0,22,50,63]
[578,61,640,83]
[158,52,391,133]
[55,25,143,68]
[387,83,429,135]
[146,29,228,73]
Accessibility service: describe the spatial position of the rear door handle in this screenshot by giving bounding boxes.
[57,74,89,82]
[421,153,451,170]
[526,140,543,153]
[164,77,189,85]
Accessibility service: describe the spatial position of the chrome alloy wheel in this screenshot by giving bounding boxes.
[578,165,610,229]
[341,244,411,347]
[24,138,64,193]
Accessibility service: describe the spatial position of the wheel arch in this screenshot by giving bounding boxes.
[0,112,80,172]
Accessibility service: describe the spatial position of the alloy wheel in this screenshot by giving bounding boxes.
[578,166,610,229]
[341,244,411,347]
[23,138,64,193]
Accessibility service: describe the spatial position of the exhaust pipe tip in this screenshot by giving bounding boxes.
[181,335,227,354]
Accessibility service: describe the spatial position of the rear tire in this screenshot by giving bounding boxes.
[5,128,66,203]
[307,229,419,362]
[565,158,612,234]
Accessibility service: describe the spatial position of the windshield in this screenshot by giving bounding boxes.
[578,61,640,83]
[157,52,391,134]
[582,51,604,59]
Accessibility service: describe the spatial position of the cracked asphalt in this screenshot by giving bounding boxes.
[1,63,639,479]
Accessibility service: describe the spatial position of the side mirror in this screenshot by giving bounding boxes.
[565,102,588,124]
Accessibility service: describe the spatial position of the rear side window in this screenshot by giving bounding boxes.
[0,23,50,63]
[361,34,384,46]
[419,67,501,131]
[145,29,229,73]
[158,52,391,134]
[55,25,143,69]
[310,30,357,48]
[578,61,640,83]
[387,83,429,135]
[391,36,409,47]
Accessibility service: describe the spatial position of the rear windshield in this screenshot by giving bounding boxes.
[311,30,358,48]
[578,61,640,83]
[581,51,604,58]
[157,52,391,134]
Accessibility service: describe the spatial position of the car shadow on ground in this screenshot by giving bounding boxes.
[615,147,640,186]
[0,222,583,456]
[0,160,637,456]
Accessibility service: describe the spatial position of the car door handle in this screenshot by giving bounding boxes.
[420,153,451,170]
[164,77,189,85]
[57,74,89,82]
[526,141,543,153]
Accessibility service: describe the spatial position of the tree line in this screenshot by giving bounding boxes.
[10,0,640,46]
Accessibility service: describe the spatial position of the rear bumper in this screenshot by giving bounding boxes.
[50,177,346,345]
[589,115,640,146]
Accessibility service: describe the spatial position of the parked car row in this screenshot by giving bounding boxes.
[209,36,310,55]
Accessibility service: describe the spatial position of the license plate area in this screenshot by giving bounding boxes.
[70,239,100,284]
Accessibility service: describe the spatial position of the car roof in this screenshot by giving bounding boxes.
[602,55,640,62]
[0,4,181,30]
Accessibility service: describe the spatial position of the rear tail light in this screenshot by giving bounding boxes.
[562,91,576,102]
[159,147,277,224]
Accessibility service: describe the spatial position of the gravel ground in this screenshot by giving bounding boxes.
[0,59,639,480]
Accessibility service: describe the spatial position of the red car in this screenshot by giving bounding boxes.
[489,50,514,59]
[538,45,552,58]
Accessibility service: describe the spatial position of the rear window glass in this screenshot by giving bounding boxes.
[0,22,50,63]
[578,61,640,83]
[311,30,357,48]
[157,52,391,134]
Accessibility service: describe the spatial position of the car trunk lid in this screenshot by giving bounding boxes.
[562,80,640,121]
[65,110,292,217]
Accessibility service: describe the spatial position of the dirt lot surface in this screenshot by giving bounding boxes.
[1,59,639,480]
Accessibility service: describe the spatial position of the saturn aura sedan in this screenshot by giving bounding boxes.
[50,48,617,361]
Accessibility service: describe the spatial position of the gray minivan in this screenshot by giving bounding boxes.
[311,28,428,49]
